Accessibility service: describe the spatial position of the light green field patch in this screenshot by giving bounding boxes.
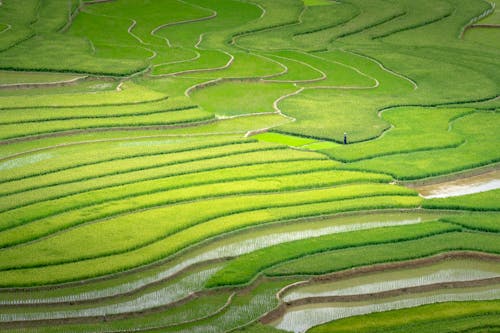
[191,81,295,117]
[0,71,83,85]
[304,141,338,150]
[253,132,316,146]
[303,0,336,6]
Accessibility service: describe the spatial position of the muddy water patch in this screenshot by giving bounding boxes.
[272,285,500,333]
[415,169,500,198]
[282,259,500,302]
[0,212,441,305]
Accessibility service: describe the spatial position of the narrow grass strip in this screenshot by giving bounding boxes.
[0,183,412,269]
[0,196,421,286]
[0,137,251,184]
[0,157,339,234]
[440,212,500,232]
[0,148,324,212]
[0,161,340,247]
[267,232,500,277]
[308,300,500,333]
[205,221,458,288]
[423,189,500,211]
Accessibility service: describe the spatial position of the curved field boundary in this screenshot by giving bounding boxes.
[59,0,86,33]
[0,281,234,328]
[372,7,454,40]
[228,5,306,50]
[402,162,500,187]
[0,105,198,125]
[0,23,12,34]
[342,49,418,90]
[471,23,500,28]
[151,33,201,69]
[0,185,411,269]
[459,0,496,38]
[0,138,250,184]
[292,8,361,38]
[0,132,245,164]
[0,210,429,306]
[260,251,500,324]
[149,0,217,48]
[0,142,272,203]
[1,160,330,248]
[275,251,500,300]
[183,57,290,96]
[272,87,304,121]
[262,54,327,84]
[0,194,419,277]
[332,11,407,41]
[154,50,234,78]
[0,155,321,204]
[0,95,170,111]
[0,75,88,90]
[0,157,327,232]
[0,209,425,295]
[0,117,219,146]
[127,20,156,60]
[263,278,500,324]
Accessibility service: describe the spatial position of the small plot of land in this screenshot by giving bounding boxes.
[0,0,498,332]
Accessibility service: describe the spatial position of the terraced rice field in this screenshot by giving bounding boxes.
[0,0,498,332]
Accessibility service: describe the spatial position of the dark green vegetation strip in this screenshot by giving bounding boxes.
[307,300,500,333]
[267,231,500,277]
[423,189,500,211]
[206,222,458,287]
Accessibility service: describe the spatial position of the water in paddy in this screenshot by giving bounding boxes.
[273,258,500,332]
[272,285,500,333]
[0,212,442,305]
[416,169,500,198]
[282,259,500,302]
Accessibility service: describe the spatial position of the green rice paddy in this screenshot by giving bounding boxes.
[0,0,498,331]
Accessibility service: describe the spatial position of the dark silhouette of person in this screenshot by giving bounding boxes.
[343,132,347,144]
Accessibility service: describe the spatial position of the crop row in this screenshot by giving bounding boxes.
[344,112,500,180]
[372,0,453,40]
[308,300,500,333]
[0,183,411,270]
[206,221,458,287]
[0,145,303,222]
[0,212,439,305]
[0,151,328,213]
[0,81,165,110]
[0,99,195,124]
[314,107,471,162]
[0,108,214,141]
[423,189,500,211]
[0,291,234,332]
[0,136,251,184]
[0,159,340,246]
[267,231,500,277]
[0,194,420,286]
[0,264,224,322]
